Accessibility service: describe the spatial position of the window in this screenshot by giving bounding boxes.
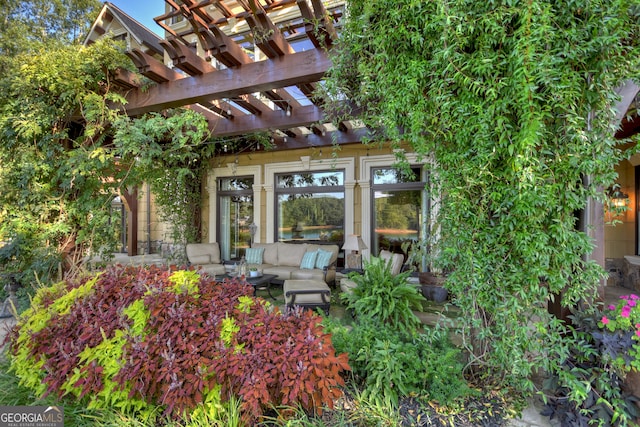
[371,166,428,257]
[275,170,345,243]
[170,2,184,25]
[217,177,254,260]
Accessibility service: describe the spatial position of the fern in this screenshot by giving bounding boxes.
[344,256,425,332]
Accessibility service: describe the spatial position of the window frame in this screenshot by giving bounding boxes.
[274,170,346,243]
[264,156,356,243]
[359,154,433,259]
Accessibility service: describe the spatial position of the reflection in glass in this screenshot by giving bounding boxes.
[218,177,253,260]
[275,170,345,244]
[371,167,428,258]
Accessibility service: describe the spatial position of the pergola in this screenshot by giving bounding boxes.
[110,0,368,151]
[97,0,626,301]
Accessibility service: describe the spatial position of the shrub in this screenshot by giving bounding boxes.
[543,309,639,426]
[324,317,471,407]
[341,255,425,332]
[7,265,349,425]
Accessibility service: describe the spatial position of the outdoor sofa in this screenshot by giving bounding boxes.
[185,241,339,285]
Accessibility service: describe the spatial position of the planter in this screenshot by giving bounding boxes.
[624,369,640,423]
[418,272,446,286]
[249,270,260,278]
[421,285,448,303]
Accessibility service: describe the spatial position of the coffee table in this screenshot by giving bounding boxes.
[218,273,277,299]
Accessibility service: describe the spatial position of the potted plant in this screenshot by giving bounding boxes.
[249,266,260,277]
[401,239,448,303]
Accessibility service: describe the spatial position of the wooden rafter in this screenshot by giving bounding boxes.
[297,0,338,49]
[114,1,359,145]
[245,2,294,58]
[122,48,330,116]
[127,49,181,83]
[161,38,214,75]
[198,25,252,67]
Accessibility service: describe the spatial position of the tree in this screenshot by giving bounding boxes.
[0,0,101,74]
[0,33,214,282]
[324,0,640,392]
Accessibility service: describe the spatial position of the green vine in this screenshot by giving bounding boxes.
[323,0,640,394]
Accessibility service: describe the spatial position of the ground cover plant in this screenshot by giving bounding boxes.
[4,265,349,425]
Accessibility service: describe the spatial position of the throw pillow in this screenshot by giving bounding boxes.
[245,247,264,264]
[315,249,333,269]
[300,251,318,269]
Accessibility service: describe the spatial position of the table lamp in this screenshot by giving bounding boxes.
[342,234,367,269]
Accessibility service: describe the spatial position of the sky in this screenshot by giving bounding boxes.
[105,0,166,36]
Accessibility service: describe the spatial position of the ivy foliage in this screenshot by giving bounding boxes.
[324,0,640,390]
[0,38,135,281]
[0,32,215,280]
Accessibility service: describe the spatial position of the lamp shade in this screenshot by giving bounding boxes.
[342,235,367,252]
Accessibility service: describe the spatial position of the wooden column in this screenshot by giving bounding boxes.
[122,187,138,256]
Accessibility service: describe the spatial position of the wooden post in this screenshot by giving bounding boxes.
[122,187,138,256]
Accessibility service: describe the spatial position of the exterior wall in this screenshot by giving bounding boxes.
[134,185,167,255]
[203,143,426,255]
[605,159,636,287]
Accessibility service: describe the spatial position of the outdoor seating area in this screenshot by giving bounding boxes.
[187,241,339,285]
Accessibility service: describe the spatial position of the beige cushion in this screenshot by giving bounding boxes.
[262,266,296,280]
[278,242,306,267]
[189,254,210,264]
[291,269,327,281]
[283,280,330,305]
[186,243,221,265]
[380,250,404,276]
[253,243,279,265]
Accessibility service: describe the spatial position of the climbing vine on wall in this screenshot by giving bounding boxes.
[323,0,640,392]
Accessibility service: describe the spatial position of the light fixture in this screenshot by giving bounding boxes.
[342,235,367,270]
[609,185,630,208]
[285,106,292,116]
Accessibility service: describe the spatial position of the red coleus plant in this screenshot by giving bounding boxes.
[7,265,350,424]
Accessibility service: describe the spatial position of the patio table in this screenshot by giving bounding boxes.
[218,273,278,300]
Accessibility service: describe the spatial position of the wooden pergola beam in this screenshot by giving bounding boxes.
[122,48,330,116]
[270,127,372,150]
[127,49,182,83]
[206,104,324,136]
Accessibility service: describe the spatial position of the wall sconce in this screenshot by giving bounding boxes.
[342,234,367,270]
[608,185,630,208]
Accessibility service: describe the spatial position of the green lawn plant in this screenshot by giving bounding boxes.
[328,255,471,409]
[323,0,640,403]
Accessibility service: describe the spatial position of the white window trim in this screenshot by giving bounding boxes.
[207,163,263,244]
[264,156,356,243]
